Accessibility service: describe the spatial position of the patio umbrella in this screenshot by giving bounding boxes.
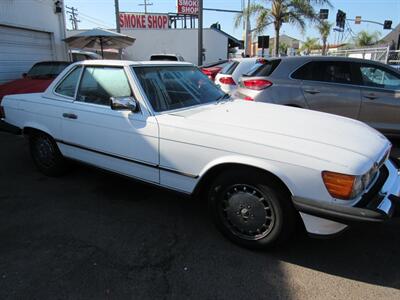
[64,28,135,58]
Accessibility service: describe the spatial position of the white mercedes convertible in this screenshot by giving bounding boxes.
[1,60,399,249]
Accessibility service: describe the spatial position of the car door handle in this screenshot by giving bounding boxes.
[62,113,78,119]
[364,93,377,100]
[304,89,320,95]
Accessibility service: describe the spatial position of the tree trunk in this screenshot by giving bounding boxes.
[274,24,280,57]
[322,38,327,55]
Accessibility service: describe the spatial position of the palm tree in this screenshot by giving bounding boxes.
[234,2,265,54]
[317,20,332,55]
[235,0,331,57]
[301,37,320,54]
[354,30,381,47]
[278,41,289,55]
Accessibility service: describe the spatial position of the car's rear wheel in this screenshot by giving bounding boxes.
[29,132,68,176]
[208,169,296,249]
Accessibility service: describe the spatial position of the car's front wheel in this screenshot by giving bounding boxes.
[208,169,296,249]
[29,132,68,176]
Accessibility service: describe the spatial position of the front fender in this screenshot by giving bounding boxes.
[198,154,297,195]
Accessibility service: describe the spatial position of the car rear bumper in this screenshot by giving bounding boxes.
[0,120,21,135]
[293,159,400,235]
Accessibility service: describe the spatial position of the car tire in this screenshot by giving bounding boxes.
[208,168,296,249]
[29,132,68,176]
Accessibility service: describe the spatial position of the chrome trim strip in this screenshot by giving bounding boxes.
[56,139,199,179]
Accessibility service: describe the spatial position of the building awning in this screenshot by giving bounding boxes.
[210,27,244,49]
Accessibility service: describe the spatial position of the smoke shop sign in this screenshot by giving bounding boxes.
[119,13,169,29]
[177,0,199,15]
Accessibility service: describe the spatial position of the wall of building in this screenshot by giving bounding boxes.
[0,0,68,61]
[121,28,228,64]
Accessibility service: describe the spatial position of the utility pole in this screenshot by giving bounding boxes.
[244,0,250,56]
[115,0,120,33]
[198,0,203,66]
[139,0,153,14]
[114,0,122,59]
[66,6,80,30]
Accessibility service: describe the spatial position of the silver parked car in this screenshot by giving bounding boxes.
[235,56,400,136]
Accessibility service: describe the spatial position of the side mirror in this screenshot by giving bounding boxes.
[110,96,140,112]
[22,73,27,78]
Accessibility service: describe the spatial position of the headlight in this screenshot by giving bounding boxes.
[322,166,379,200]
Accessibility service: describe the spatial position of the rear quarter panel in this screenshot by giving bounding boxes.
[2,93,65,139]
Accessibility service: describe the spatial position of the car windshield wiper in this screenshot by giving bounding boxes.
[215,93,231,103]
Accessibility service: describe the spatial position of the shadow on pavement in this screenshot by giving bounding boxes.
[0,132,399,299]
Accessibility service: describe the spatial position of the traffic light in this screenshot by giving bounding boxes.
[336,10,346,29]
[383,20,392,30]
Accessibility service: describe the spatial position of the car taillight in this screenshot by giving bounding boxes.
[243,96,254,101]
[0,106,5,119]
[243,79,272,90]
[219,77,236,85]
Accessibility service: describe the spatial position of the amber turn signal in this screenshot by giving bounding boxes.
[322,171,356,200]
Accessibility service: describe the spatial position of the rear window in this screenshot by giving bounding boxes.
[244,59,281,77]
[150,55,178,61]
[220,61,239,75]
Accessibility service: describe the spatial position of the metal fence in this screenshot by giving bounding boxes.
[328,46,400,66]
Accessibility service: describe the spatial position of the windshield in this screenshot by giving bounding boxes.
[133,66,226,112]
[27,62,70,78]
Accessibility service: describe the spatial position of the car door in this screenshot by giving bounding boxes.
[57,65,160,183]
[297,60,362,119]
[356,62,400,134]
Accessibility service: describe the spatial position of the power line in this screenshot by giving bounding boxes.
[79,12,114,28]
[79,15,113,28]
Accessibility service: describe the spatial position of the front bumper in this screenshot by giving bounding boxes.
[293,159,400,231]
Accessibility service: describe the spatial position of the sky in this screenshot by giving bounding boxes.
[64,0,400,44]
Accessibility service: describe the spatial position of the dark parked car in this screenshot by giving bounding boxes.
[200,60,229,81]
[149,54,185,62]
[235,56,400,136]
[0,61,70,102]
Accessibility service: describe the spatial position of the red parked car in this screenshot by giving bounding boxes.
[0,61,70,102]
[200,60,229,81]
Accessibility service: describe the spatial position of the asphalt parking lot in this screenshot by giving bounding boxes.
[0,130,399,300]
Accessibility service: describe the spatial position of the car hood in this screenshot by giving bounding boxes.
[158,100,390,172]
[0,78,54,102]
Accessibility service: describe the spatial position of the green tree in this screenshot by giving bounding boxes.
[279,41,289,55]
[236,0,332,57]
[354,30,381,47]
[317,20,332,55]
[301,37,320,54]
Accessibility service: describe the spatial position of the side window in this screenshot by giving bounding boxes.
[293,61,354,84]
[315,61,353,84]
[55,66,82,97]
[76,67,132,106]
[360,65,400,90]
